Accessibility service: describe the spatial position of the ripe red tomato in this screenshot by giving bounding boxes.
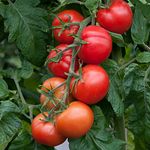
[70,65,110,104]
[47,44,79,79]
[40,77,71,109]
[78,25,112,64]
[55,101,94,138]
[31,113,66,146]
[52,10,84,44]
[96,0,133,34]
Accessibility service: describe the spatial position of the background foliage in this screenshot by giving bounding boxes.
[0,0,150,150]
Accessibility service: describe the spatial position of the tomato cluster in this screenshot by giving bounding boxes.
[31,0,133,147]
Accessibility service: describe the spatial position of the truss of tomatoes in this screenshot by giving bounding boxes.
[31,0,133,147]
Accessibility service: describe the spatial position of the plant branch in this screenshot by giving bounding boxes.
[141,43,150,52]
[13,77,27,104]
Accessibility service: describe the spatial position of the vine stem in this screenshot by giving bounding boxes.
[14,77,27,104]
[61,17,91,104]
[141,43,150,52]
[14,77,36,122]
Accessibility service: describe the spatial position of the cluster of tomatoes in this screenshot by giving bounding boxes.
[31,0,133,147]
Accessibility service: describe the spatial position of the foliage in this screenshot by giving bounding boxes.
[0,0,150,150]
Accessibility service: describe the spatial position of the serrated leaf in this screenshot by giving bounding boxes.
[0,101,20,119]
[0,79,9,98]
[101,59,124,116]
[0,0,48,66]
[0,114,21,150]
[131,2,150,44]
[84,0,100,12]
[136,52,150,63]
[19,59,33,79]
[124,64,150,149]
[69,106,125,150]
[110,32,125,47]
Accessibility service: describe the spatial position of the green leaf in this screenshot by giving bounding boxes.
[0,101,20,119]
[136,52,150,63]
[0,0,48,66]
[69,106,125,150]
[18,59,33,79]
[101,59,124,116]
[0,114,21,150]
[123,64,150,149]
[84,0,100,12]
[109,32,125,47]
[0,79,9,98]
[131,2,150,44]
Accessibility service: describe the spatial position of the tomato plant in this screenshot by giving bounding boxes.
[78,25,112,64]
[47,44,79,78]
[31,113,66,146]
[70,65,110,104]
[96,0,133,34]
[55,101,94,138]
[52,10,84,44]
[0,0,150,150]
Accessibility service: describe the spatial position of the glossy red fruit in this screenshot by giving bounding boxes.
[52,10,84,44]
[78,25,112,64]
[70,65,110,104]
[96,0,133,34]
[31,113,66,147]
[56,101,94,138]
[48,44,79,78]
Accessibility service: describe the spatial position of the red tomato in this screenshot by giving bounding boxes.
[78,25,112,64]
[70,65,110,104]
[56,101,94,138]
[96,0,133,34]
[47,44,79,78]
[31,113,66,146]
[40,77,71,109]
[52,10,84,44]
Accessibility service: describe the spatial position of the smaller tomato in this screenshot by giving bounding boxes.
[40,77,71,109]
[52,10,84,44]
[96,0,133,34]
[56,101,94,138]
[47,44,79,79]
[31,113,66,147]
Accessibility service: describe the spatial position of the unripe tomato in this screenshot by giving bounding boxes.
[40,77,71,109]
[56,101,94,138]
[52,10,84,44]
[47,44,79,79]
[31,113,66,147]
[70,65,110,104]
[78,25,112,64]
[96,0,133,34]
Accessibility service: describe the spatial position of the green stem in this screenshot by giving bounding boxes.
[141,43,150,52]
[114,115,127,150]
[62,17,91,103]
[14,77,26,104]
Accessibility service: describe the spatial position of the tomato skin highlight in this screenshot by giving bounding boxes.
[47,44,79,79]
[78,25,112,64]
[56,101,94,138]
[40,77,71,109]
[70,65,110,104]
[96,0,133,34]
[52,10,84,44]
[31,113,66,147]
